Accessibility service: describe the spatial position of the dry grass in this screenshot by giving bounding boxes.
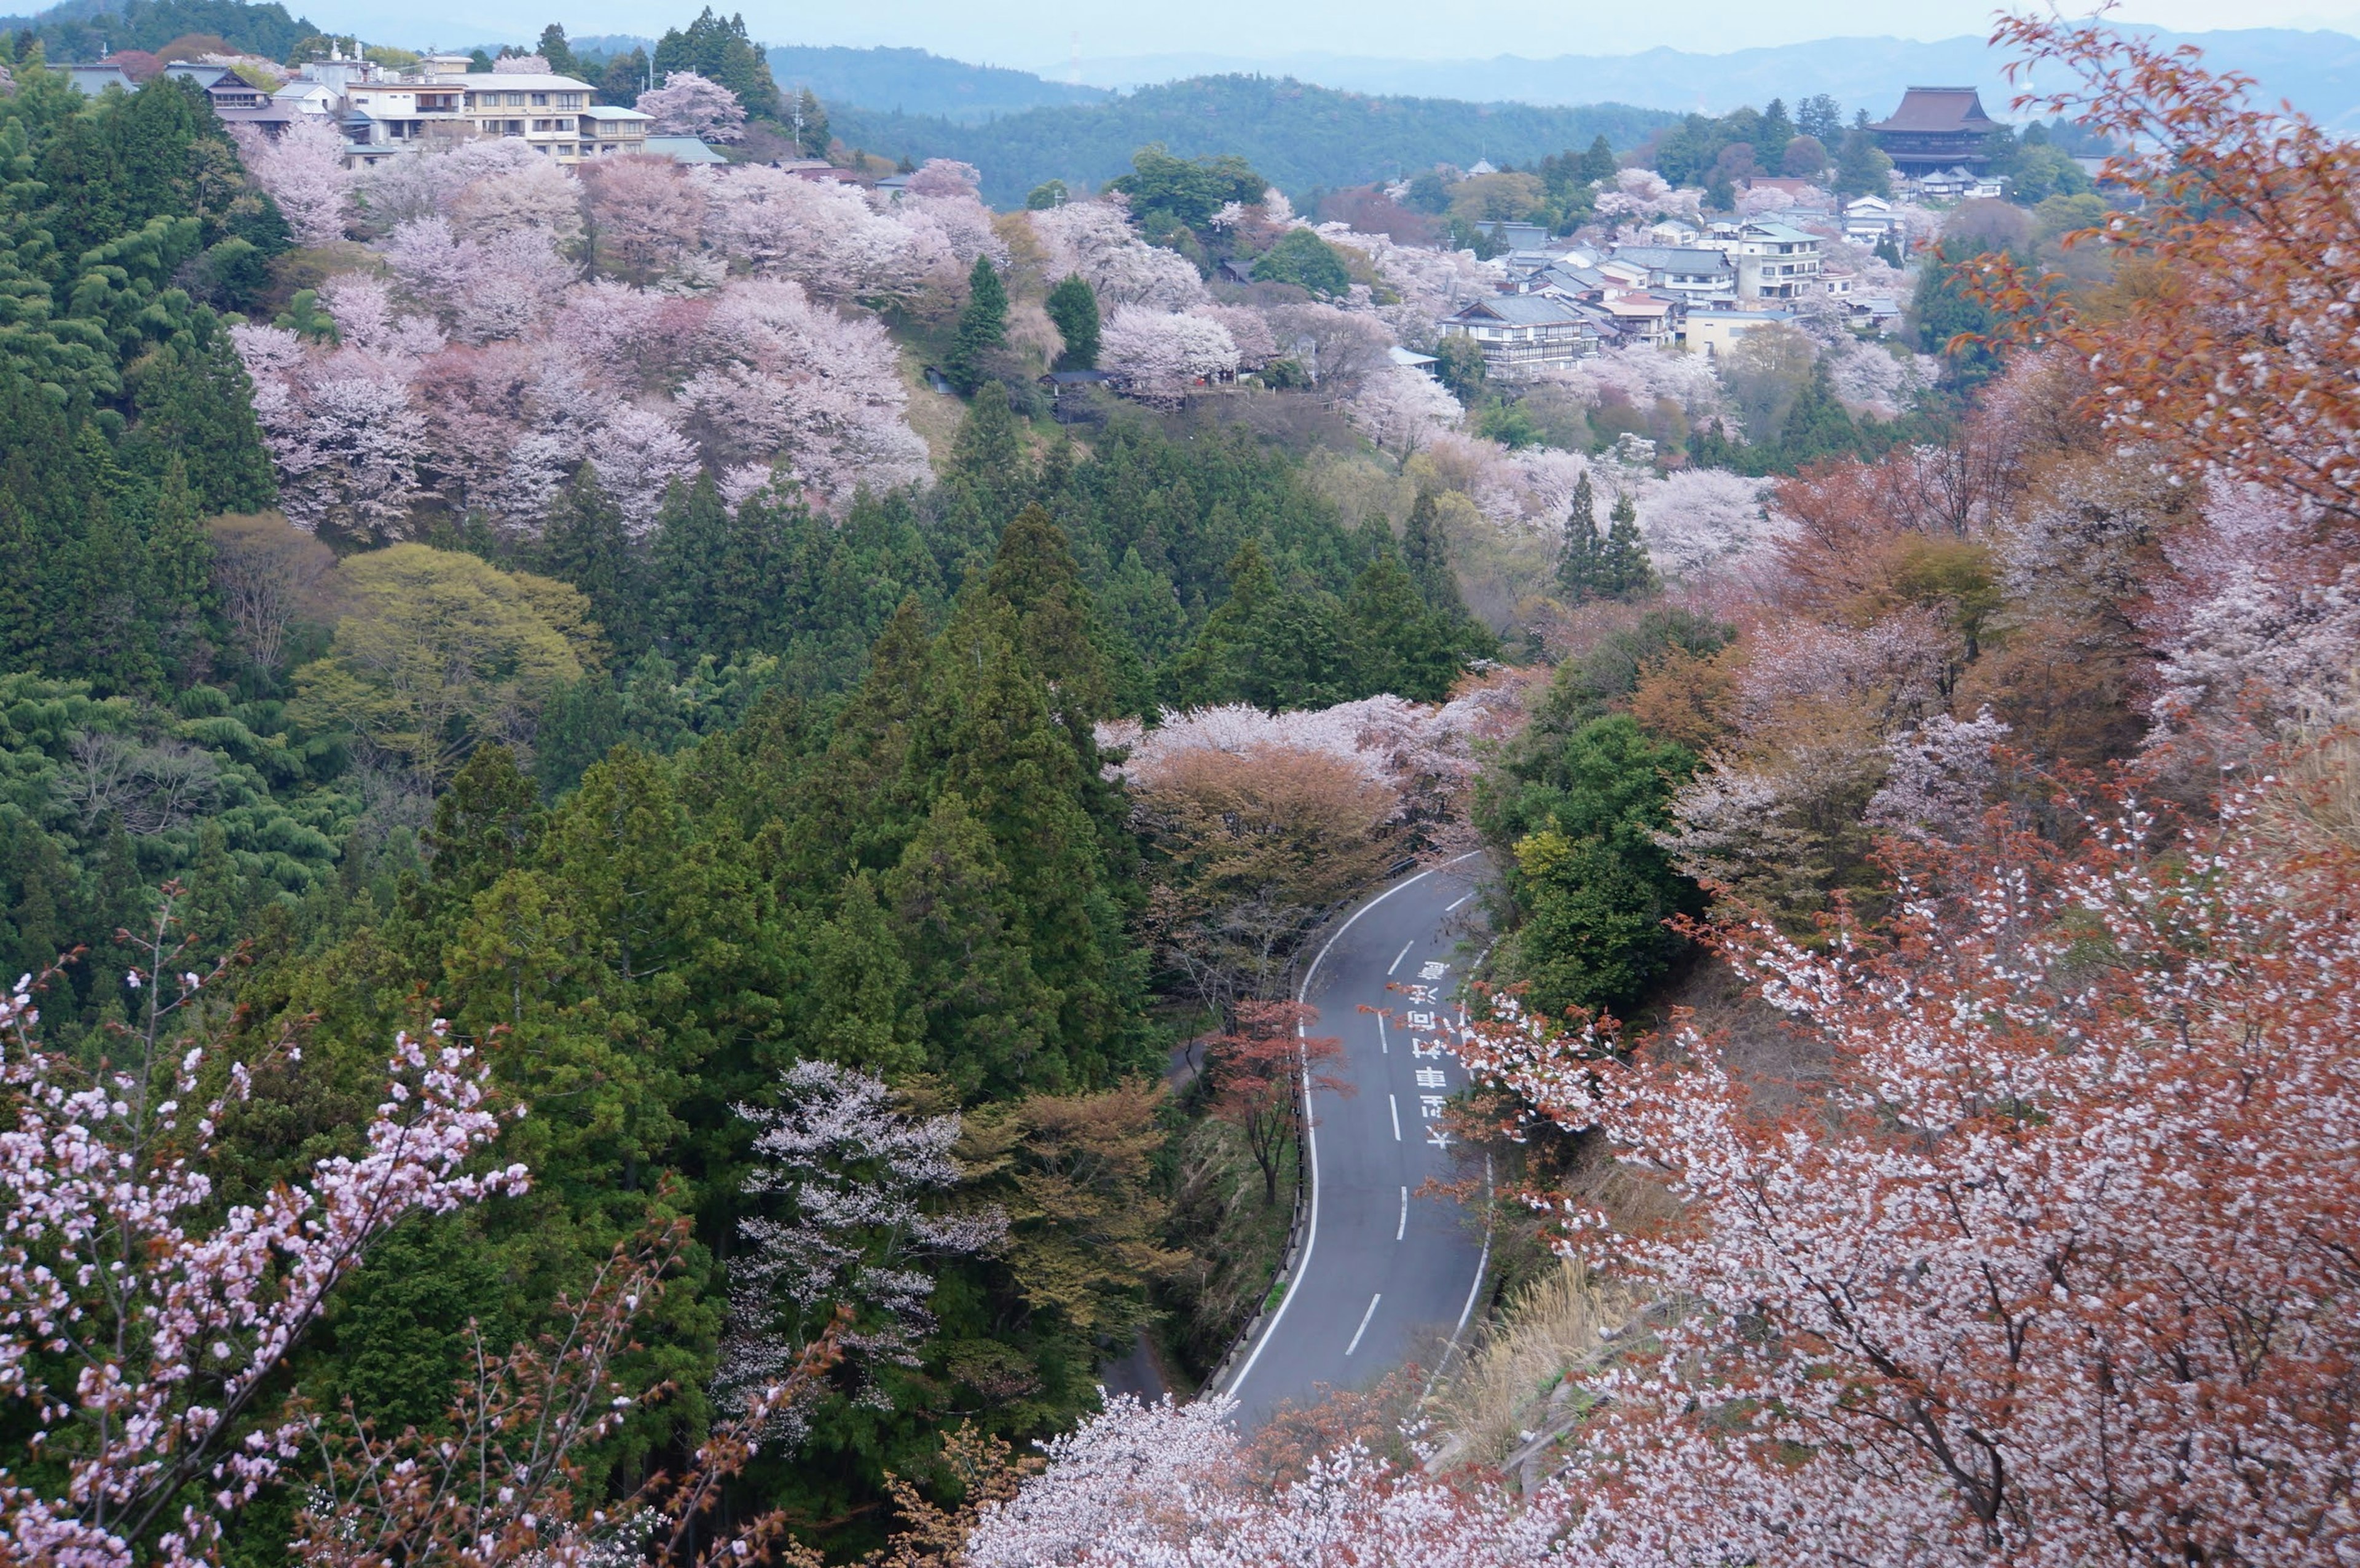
[897,348,967,467]
[1429,1261,1645,1472]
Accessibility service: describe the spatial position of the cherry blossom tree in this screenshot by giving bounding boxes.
[1345,363,1463,465]
[0,888,527,1565]
[234,322,430,538]
[489,52,551,73]
[2144,479,2360,769]
[635,70,746,143]
[1865,708,2012,842]
[581,154,707,282]
[292,1221,841,1568]
[586,402,701,536]
[672,276,932,505]
[451,153,585,247]
[1099,306,1238,406]
[962,1392,1563,1567]
[1032,202,1210,311]
[1592,168,1705,226]
[1263,301,1393,391]
[1824,337,1938,419]
[904,159,981,198]
[1632,467,1782,583]
[1203,1002,1348,1201]
[356,138,543,233]
[231,119,352,248]
[1458,785,2360,1567]
[706,167,959,309]
[718,1061,1003,1432]
[1545,348,1728,433]
[1983,16,2360,523]
[385,217,573,345]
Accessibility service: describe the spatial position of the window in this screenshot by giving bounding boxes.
[530,92,548,106]
[506,92,524,106]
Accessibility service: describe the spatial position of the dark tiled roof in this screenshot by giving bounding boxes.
[1870,87,1999,134]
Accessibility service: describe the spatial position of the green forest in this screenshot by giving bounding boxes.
[832,76,1677,206]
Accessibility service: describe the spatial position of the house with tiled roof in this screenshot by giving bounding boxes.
[1439,293,1605,375]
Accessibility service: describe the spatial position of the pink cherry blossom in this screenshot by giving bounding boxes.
[231,119,352,248]
[0,966,524,1566]
[635,71,746,144]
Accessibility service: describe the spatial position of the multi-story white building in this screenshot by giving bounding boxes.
[1721,220,1823,302]
[277,50,616,167]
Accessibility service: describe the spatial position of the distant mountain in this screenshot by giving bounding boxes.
[1057,28,2360,130]
[831,75,1677,208]
[766,44,1111,123]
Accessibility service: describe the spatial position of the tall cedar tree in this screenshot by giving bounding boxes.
[540,463,648,658]
[947,254,1009,395]
[1600,490,1659,599]
[1044,273,1101,370]
[1556,472,1605,604]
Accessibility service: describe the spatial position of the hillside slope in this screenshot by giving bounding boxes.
[767,42,1112,122]
[833,74,1675,206]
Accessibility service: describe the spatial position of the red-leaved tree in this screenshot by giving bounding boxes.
[1976,15,2360,524]
[1203,1002,1348,1205]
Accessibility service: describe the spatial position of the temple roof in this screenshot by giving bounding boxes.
[1870,87,2000,135]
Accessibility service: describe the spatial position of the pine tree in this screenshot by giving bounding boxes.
[1044,273,1100,370]
[1555,472,1606,605]
[946,254,1009,396]
[1600,490,1660,600]
[541,463,648,658]
[1580,133,1618,184]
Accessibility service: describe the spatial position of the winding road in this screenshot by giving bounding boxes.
[1219,853,1493,1428]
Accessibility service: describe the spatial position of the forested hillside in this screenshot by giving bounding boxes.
[0,0,315,61]
[832,77,1676,206]
[767,43,1112,123]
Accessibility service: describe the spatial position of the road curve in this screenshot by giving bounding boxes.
[1219,853,1492,1428]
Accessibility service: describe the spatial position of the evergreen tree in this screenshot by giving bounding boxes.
[120,334,277,512]
[1342,545,1460,702]
[534,23,580,79]
[946,254,1009,396]
[986,505,1115,724]
[651,7,780,117]
[934,382,1026,571]
[1555,472,1605,605]
[540,463,648,658]
[1600,490,1659,600]
[148,453,213,680]
[1400,488,1465,621]
[1044,273,1100,370]
[1163,539,1356,713]
[652,471,791,658]
[1579,133,1617,184]
[790,87,828,156]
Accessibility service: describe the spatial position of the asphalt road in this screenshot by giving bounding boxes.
[1219,853,1492,1428]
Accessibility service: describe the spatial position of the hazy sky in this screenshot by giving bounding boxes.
[350,0,2348,58]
